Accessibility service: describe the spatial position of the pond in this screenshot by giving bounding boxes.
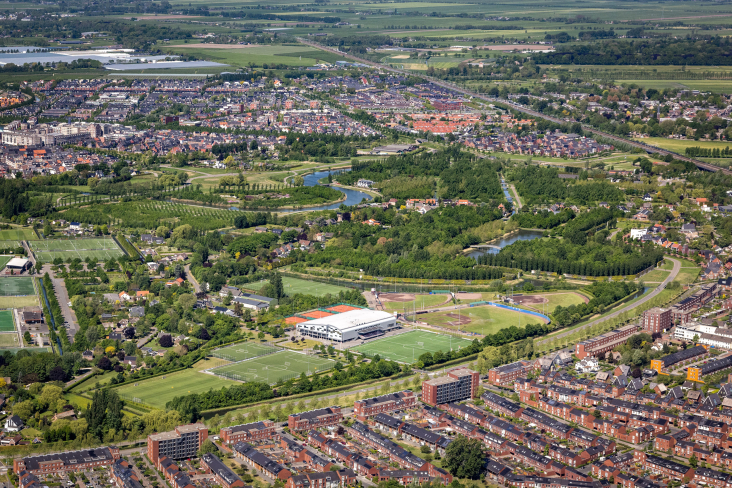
[277,169,372,213]
[466,229,545,259]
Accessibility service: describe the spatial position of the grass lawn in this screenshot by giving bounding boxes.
[0,227,38,241]
[421,304,544,335]
[211,350,335,384]
[30,237,125,262]
[64,393,92,410]
[0,296,37,308]
[639,269,671,282]
[0,334,18,347]
[114,359,239,408]
[0,256,12,271]
[161,44,346,67]
[242,276,352,297]
[278,338,322,350]
[352,330,474,363]
[71,370,120,393]
[381,294,450,313]
[677,267,701,285]
[0,311,14,331]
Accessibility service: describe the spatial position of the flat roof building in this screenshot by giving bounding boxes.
[147,423,208,464]
[296,309,397,342]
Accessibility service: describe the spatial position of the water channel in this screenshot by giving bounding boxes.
[277,170,372,213]
[466,229,545,259]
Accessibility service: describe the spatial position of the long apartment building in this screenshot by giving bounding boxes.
[147,423,208,464]
[353,390,416,420]
[649,345,707,374]
[220,420,277,445]
[422,368,479,405]
[487,360,536,386]
[201,453,246,488]
[288,407,343,431]
[14,447,121,475]
[575,324,639,359]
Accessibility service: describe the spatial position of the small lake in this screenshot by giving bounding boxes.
[467,229,544,259]
[277,169,372,213]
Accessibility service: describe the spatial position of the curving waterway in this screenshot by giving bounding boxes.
[466,229,545,259]
[278,170,372,213]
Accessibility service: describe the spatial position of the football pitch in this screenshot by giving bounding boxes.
[0,310,14,332]
[211,342,280,362]
[115,359,239,409]
[352,330,475,364]
[0,277,35,296]
[30,238,125,262]
[0,228,38,241]
[243,276,351,297]
[211,350,335,384]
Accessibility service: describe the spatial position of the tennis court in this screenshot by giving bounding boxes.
[0,277,35,296]
[0,228,38,241]
[0,310,14,332]
[211,350,335,384]
[30,238,125,262]
[210,342,280,362]
[352,330,475,364]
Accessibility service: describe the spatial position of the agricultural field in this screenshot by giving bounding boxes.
[160,44,347,67]
[30,238,125,262]
[352,330,474,363]
[0,277,35,296]
[211,350,335,384]
[633,137,732,154]
[420,304,544,335]
[242,276,352,297]
[57,201,240,233]
[115,358,239,408]
[211,341,280,362]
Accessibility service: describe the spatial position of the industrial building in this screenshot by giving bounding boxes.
[296,309,397,342]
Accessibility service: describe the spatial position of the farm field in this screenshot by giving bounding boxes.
[115,358,239,408]
[161,44,347,67]
[242,276,352,297]
[420,304,544,335]
[352,330,474,363]
[211,342,280,362]
[0,310,14,332]
[211,350,335,384]
[0,334,19,347]
[0,228,37,241]
[30,238,125,262]
[0,277,35,296]
[632,137,732,153]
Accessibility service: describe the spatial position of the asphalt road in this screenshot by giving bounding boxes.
[536,257,682,345]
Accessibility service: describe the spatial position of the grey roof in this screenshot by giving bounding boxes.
[20,447,115,471]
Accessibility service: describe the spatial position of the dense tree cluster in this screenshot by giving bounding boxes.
[511,208,575,229]
[533,37,732,66]
[507,165,624,205]
[478,238,663,276]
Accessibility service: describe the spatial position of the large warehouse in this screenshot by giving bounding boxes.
[296,309,397,342]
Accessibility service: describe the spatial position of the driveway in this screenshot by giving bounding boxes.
[184,264,201,293]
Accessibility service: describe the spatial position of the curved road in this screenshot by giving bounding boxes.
[297,38,732,176]
[536,256,681,345]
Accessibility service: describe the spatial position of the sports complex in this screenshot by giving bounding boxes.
[29,237,125,262]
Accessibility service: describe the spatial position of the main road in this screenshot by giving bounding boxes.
[535,256,682,345]
[297,38,732,176]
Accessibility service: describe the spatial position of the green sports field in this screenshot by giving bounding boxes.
[421,304,544,335]
[211,342,280,362]
[115,359,239,408]
[0,310,14,332]
[381,294,450,313]
[243,276,351,297]
[0,277,35,296]
[352,330,474,363]
[0,256,11,271]
[211,350,335,384]
[0,228,37,241]
[30,238,125,262]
